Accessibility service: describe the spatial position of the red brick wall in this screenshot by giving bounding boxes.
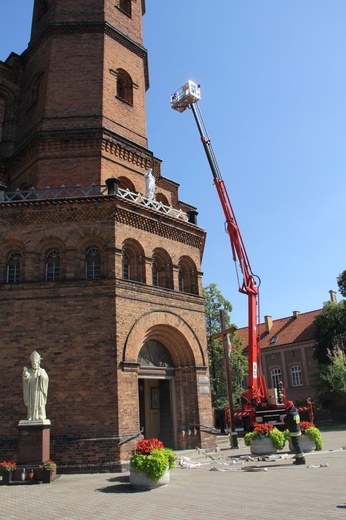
[10,0,148,190]
[0,198,215,469]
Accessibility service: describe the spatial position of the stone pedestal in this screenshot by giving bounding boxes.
[3,420,57,484]
[17,420,51,465]
[1,420,56,485]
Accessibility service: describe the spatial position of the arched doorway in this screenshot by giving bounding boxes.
[137,340,176,448]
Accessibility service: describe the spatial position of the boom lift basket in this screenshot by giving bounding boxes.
[171,81,201,112]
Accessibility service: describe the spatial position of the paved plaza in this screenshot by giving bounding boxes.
[1,429,345,520]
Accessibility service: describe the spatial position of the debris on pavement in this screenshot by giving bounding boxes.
[306,462,329,469]
[179,456,201,469]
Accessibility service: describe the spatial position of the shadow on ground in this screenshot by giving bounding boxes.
[96,474,156,494]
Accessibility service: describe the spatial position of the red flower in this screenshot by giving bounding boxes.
[0,460,17,471]
[253,422,275,435]
[133,438,164,455]
[300,421,314,433]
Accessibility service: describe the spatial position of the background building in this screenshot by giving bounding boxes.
[236,309,322,404]
[0,0,215,471]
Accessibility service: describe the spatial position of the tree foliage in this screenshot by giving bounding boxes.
[315,348,346,419]
[314,300,346,364]
[203,283,247,411]
[313,269,346,418]
[337,270,346,298]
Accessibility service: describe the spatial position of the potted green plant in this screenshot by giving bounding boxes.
[129,438,176,490]
[285,421,323,452]
[39,460,56,484]
[244,423,286,455]
[0,461,17,485]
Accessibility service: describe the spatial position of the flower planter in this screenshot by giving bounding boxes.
[129,466,170,490]
[289,436,315,453]
[250,438,277,456]
[42,470,53,484]
[1,471,13,485]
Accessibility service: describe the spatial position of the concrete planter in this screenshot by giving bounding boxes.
[129,466,170,490]
[250,438,277,455]
[289,435,315,453]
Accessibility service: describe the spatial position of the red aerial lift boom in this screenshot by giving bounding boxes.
[171,81,313,429]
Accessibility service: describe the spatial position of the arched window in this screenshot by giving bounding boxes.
[178,256,198,294]
[122,251,130,280]
[270,368,282,388]
[46,250,60,281]
[290,365,303,387]
[152,249,173,289]
[138,341,174,368]
[152,260,158,286]
[116,69,133,105]
[6,252,21,283]
[118,176,135,192]
[122,240,145,283]
[178,268,184,292]
[118,0,132,17]
[85,248,101,279]
[155,193,169,206]
[29,76,41,108]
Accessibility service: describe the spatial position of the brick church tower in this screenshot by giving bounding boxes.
[0,1,215,470]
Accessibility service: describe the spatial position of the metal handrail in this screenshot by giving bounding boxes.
[1,184,189,222]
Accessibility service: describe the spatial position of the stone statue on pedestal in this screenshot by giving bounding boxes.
[22,351,49,421]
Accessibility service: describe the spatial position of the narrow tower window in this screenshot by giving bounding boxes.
[178,257,198,294]
[116,69,133,105]
[46,250,60,281]
[152,261,158,286]
[122,240,145,283]
[122,251,130,280]
[178,268,184,292]
[118,0,132,17]
[29,76,41,108]
[6,252,21,283]
[85,248,101,279]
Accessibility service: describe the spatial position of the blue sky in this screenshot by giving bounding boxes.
[1,1,345,327]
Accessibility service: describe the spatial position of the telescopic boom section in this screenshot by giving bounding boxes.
[171,81,266,403]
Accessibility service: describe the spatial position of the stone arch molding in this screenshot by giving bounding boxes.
[123,310,206,368]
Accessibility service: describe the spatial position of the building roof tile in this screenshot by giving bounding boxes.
[236,309,322,351]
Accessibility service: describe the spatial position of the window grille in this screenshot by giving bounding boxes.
[270,368,282,388]
[122,251,130,280]
[290,365,303,387]
[85,248,101,279]
[46,250,60,281]
[6,252,21,283]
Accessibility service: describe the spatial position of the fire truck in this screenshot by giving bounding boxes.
[170,81,314,430]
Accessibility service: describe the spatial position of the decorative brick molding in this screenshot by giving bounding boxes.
[122,310,206,367]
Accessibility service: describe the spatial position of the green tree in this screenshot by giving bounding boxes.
[314,300,346,364]
[314,270,346,417]
[337,269,346,298]
[203,283,247,412]
[316,348,346,419]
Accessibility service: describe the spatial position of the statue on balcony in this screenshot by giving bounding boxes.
[144,168,155,199]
